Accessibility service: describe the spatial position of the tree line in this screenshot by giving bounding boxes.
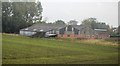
[2,1,42,33]
[2,1,118,35]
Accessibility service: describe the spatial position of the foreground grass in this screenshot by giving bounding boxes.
[2,34,118,64]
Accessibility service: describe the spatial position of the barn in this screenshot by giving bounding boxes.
[57,25,95,38]
[20,23,109,39]
[20,23,66,37]
[94,29,109,39]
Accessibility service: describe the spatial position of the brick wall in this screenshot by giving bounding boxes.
[57,33,109,39]
[94,33,109,39]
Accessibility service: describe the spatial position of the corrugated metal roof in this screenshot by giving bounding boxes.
[21,23,66,32]
[72,25,87,30]
[21,23,99,32]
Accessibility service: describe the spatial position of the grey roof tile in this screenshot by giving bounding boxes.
[72,25,87,30]
[21,23,66,32]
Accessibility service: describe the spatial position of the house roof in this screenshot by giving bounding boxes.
[21,23,102,32]
[72,25,87,30]
[21,23,66,32]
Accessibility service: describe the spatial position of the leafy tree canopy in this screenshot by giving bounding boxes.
[2,1,43,33]
[68,20,78,25]
[54,20,66,25]
[81,18,97,29]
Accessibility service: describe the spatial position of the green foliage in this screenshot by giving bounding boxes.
[106,26,116,35]
[2,2,42,33]
[54,20,66,25]
[82,18,97,29]
[68,20,78,25]
[81,18,117,35]
[2,34,118,64]
[82,18,108,29]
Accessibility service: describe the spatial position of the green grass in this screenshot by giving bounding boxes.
[2,34,118,64]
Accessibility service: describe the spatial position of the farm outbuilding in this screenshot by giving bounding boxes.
[57,25,96,39]
[20,23,109,39]
[20,23,66,37]
[94,29,109,39]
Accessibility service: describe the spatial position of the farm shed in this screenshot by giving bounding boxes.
[20,23,66,37]
[58,25,96,38]
[20,23,109,39]
[94,29,109,39]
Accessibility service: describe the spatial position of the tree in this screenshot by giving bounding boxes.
[33,0,43,23]
[106,25,114,35]
[2,2,12,33]
[68,20,78,25]
[82,18,97,29]
[40,17,48,24]
[2,1,42,33]
[54,20,66,25]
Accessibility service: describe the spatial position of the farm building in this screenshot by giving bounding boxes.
[92,22,110,39]
[20,23,66,37]
[57,25,96,39]
[94,29,109,39]
[20,23,109,39]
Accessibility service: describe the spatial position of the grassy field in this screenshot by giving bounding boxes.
[2,34,118,64]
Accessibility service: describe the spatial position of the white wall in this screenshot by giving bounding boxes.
[20,30,36,36]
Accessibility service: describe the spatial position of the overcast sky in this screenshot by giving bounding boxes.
[40,0,119,27]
